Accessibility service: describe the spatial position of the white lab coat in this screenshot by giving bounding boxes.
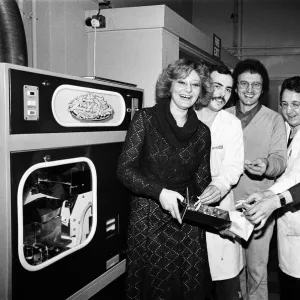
[269,123,300,278]
[203,110,244,280]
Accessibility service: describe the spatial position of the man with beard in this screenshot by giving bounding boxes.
[226,59,287,300]
[195,65,244,300]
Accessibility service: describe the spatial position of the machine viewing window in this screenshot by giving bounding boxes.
[52,85,126,127]
[17,157,97,271]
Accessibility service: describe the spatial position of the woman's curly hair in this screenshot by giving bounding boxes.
[155,58,213,108]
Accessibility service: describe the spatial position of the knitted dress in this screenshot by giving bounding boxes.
[117,101,212,300]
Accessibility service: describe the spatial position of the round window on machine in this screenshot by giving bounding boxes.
[17,157,97,271]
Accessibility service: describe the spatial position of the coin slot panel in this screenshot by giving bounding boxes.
[106,215,119,238]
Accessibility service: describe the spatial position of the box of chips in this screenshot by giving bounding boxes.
[178,201,231,230]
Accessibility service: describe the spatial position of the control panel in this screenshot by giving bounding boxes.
[23,85,39,121]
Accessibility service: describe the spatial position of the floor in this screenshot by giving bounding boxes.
[92,232,281,300]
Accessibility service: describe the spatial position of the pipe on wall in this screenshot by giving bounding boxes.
[237,0,243,59]
[32,0,37,68]
[231,0,243,60]
[232,0,238,48]
[0,0,28,66]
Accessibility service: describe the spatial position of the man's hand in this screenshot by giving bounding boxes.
[243,194,281,230]
[243,190,275,208]
[159,188,184,224]
[245,158,268,176]
[195,185,221,209]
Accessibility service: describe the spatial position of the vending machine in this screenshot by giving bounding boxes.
[0,63,143,299]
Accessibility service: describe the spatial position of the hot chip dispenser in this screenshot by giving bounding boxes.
[0,63,143,299]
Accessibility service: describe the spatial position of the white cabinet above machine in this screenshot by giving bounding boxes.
[85,5,239,108]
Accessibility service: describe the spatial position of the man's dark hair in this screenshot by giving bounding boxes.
[232,58,269,93]
[206,64,234,109]
[280,76,300,101]
[210,64,232,76]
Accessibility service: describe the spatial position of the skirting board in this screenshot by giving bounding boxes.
[67,259,126,300]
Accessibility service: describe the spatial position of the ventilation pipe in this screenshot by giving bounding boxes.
[0,0,28,66]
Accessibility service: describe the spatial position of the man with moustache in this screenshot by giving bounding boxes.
[244,76,300,300]
[195,65,244,300]
[226,59,287,300]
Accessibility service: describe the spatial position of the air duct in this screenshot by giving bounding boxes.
[0,0,28,66]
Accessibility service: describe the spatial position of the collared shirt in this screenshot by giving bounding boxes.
[235,101,262,129]
[288,125,300,147]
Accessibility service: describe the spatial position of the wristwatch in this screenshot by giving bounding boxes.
[277,193,286,207]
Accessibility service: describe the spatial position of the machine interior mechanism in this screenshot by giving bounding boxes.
[18,157,97,271]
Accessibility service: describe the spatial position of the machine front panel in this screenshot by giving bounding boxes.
[10,69,142,134]
[10,143,130,300]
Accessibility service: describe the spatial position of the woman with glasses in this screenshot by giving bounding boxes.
[226,58,287,300]
[117,58,212,300]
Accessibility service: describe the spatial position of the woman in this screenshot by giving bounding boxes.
[117,58,212,300]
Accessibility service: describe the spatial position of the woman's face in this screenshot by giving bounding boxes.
[170,70,201,111]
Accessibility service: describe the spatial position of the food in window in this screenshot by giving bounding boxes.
[68,93,114,121]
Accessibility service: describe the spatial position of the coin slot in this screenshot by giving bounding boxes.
[106,216,118,238]
[106,254,120,270]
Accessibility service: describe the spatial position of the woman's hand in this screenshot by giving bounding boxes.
[159,188,184,224]
[195,185,221,209]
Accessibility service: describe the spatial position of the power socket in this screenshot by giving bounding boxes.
[91,14,106,28]
[91,17,100,28]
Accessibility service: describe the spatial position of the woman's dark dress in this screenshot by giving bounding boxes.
[117,102,211,300]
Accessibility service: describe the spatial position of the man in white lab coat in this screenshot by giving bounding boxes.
[195,65,244,300]
[244,76,300,300]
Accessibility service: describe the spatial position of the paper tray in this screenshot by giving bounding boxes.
[179,201,231,230]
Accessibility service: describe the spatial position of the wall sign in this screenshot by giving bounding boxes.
[213,34,221,60]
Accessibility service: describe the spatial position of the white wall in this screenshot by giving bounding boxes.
[192,0,300,80]
[192,0,300,109]
[21,0,300,80]
[87,28,172,107]
[192,0,235,49]
[19,2,237,106]
[20,0,193,77]
[20,0,98,76]
[97,0,194,22]
[242,0,300,80]
[85,5,237,106]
